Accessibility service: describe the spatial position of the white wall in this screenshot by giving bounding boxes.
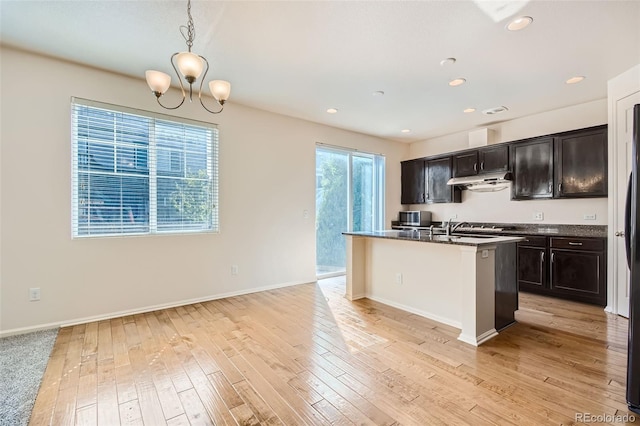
[0,47,407,334]
[405,100,609,225]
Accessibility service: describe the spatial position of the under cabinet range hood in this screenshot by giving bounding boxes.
[447,171,512,192]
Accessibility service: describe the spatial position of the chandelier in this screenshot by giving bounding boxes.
[145,0,231,114]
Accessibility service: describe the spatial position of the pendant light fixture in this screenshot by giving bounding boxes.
[145,0,231,114]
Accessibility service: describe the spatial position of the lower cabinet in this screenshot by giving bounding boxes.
[516,236,547,292]
[549,237,607,306]
[517,236,607,306]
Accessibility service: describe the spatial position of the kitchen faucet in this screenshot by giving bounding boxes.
[445,217,455,236]
[445,219,470,236]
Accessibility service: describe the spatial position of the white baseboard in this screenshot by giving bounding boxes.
[364,294,462,330]
[0,279,314,338]
[458,328,499,347]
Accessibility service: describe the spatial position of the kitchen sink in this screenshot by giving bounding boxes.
[451,233,498,239]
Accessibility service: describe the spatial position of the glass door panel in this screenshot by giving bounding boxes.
[315,149,349,276]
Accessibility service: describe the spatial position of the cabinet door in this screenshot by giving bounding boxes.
[550,249,606,306]
[401,159,425,204]
[554,126,607,198]
[426,157,461,204]
[479,145,509,173]
[511,137,553,200]
[517,245,547,291]
[452,150,479,177]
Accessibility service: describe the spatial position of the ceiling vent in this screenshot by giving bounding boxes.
[482,106,509,115]
[468,128,495,147]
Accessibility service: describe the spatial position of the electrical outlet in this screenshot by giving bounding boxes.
[29,287,41,302]
[395,272,403,285]
[231,265,239,275]
[303,209,309,219]
[481,250,489,259]
[583,213,597,220]
[533,212,544,221]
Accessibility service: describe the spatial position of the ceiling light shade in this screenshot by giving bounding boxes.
[506,16,533,31]
[144,0,230,114]
[209,80,231,103]
[449,78,466,87]
[327,108,338,114]
[175,52,204,82]
[145,70,171,95]
[463,108,476,113]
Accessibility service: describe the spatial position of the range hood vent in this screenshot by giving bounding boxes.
[447,171,512,192]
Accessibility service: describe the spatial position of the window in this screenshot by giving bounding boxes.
[71,98,218,237]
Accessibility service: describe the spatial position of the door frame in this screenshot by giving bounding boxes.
[607,64,640,317]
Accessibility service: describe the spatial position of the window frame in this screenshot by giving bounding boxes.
[71,97,219,238]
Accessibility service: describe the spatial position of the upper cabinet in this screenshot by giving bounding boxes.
[452,151,479,177]
[479,145,509,174]
[426,156,461,204]
[401,159,425,204]
[554,125,608,198]
[400,125,607,204]
[453,145,509,178]
[511,137,554,200]
[400,156,460,204]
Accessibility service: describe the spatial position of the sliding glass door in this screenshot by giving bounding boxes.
[315,145,385,277]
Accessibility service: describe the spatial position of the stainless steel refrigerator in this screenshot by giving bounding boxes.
[626,103,640,414]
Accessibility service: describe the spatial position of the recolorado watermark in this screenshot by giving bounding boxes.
[575,412,636,423]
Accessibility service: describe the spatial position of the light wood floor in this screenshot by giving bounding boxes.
[30,277,638,425]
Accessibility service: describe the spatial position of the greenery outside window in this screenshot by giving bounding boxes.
[71,98,219,237]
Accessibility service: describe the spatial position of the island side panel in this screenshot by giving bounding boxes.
[345,235,367,300]
[458,246,499,346]
[365,238,463,329]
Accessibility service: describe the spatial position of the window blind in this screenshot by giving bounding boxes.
[71,98,219,237]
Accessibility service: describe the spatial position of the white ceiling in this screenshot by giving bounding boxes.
[1,1,639,142]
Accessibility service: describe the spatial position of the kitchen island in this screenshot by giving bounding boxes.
[343,230,524,346]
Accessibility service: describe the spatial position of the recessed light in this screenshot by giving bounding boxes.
[449,78,466,87]
[566,76,585,85]
[482,106,509,115]
[401,129,411,133]
[440,57,457,66]
[372,91,385,97]
[463,108,476,113]
[506,16,533,31]
[326,108,338,114]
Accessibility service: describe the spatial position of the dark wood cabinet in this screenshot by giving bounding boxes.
[511,137,554,200]
[401,125,606,204]
[452,145,509,178]
[479,145,509,174]
[517,235,607,306]
[554,125,608,198]
[452,151,479,177]
[549,237,606,306]
[517,236,547,293]
[426,156,461,204]
[401,159,425,204]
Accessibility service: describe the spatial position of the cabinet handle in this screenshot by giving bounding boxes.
[480,162,484,171]
[551,252,555,262]
[568,242,583,246]
[541,251,545,262]
[548,182,552,193]
[558,183,563,193]
[615,231,625,237]
[474,163,477,172]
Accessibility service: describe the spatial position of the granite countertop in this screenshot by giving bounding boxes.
[343,230,524,247]
[391,222,607,238]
